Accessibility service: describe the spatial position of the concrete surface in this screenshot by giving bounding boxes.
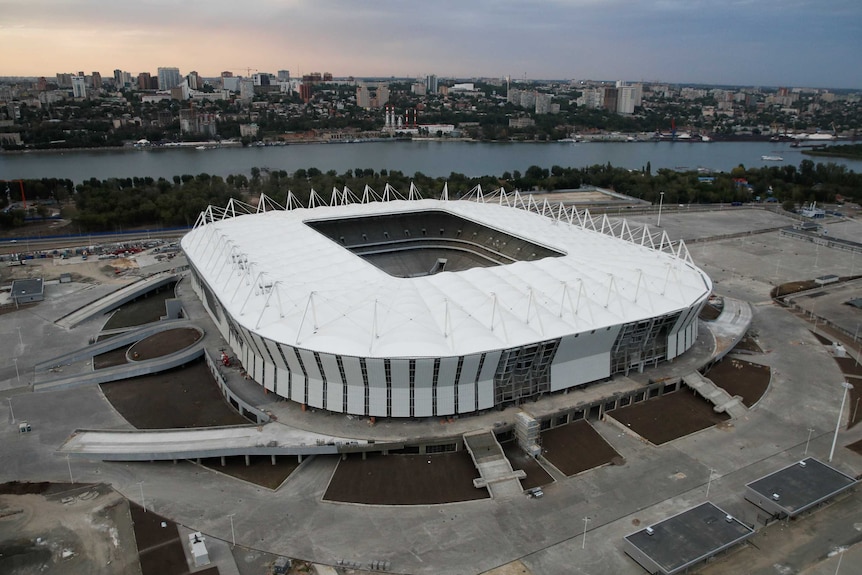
[2,209,862,575]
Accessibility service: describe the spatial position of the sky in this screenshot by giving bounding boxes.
[2,0,861,89]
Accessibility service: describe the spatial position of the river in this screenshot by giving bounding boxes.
[2,140,861,184]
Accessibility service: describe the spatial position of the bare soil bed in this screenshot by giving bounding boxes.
[810,330,834,345]
[734,333,763,353]
[608,389,730,445]
[699,304,721,321]
[93,347,130,369]
[703,358,771,407]
[847,438,862,457]
[324,451,489,505]
[128,327,201,361]
[773,280,818,298]
[130,502,217,575]
[100,359,249,429]
[540,420,622,477]
[201,455,302,490]
[501,442,554,490]
[102,284,177,330]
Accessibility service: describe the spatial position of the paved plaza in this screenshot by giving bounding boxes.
[1,207,861,575]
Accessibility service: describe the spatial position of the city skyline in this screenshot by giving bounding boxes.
[2,0,862,89]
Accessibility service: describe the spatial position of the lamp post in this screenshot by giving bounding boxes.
[17,327,23,347]
[228,514,236,548]
[582,516,589,549]
[705,469,716,498]
[66,455,74,484]
[138,481,147,512]
[829,382,854,462]
[13,358,20,384]
[7,398,14,424]
[657,191,665,227]
[804,427,815,456]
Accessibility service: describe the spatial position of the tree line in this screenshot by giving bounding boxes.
[1,159,858,232]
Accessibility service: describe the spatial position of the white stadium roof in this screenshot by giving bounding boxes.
[182,185,711,358]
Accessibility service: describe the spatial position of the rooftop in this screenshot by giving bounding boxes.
[745,457,857,517]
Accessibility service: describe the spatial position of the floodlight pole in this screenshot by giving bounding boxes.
[582,516,589,549]
[657,192,665,227]
[829,382,853,462]
[804,427,815,456]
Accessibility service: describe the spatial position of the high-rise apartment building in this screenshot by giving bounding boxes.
[91,72,102,91]
[277,70,290,81]
[56,73,73,88]
[137,72,152,90]
[71,75,88,98]
[615,83,635,115]
[113,69,123,87]
[157,67,182,91]
[425,74,438,95]
[187,71,201,90]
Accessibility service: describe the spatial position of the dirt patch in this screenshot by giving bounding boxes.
[699,304,721,321]
[201,455,302,490]
[103,284,177,330]
[129,502,216,575]
[810,330,834,346]
[734,333,763,353]
[94,347,130,370]
[100,359,249,429]
[704,358,771,407]
[772,280,818,298]
[0,484,140,575]
[835,357,862,378]
[847,438,862,457]
[608,389,730,445]
[501,442,554,490]
[540,420,622,476]
[128,328,201,361]
[324,452,489,505]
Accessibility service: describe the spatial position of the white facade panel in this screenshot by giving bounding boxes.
[265,339,288,370]
[414,388,433,417]
[550,327,621,391]
[477,351,500,410]
[392,388,410,417]
[263,362,275,392]
[436,357,458,416]
[436,385,455,416]
[458,355,481,413]
[320,354,344,412]
[275,367,290,398]
[279,344,302,402]
[342,356,365,414]
[366,358,387,416]
[298,349,324,408]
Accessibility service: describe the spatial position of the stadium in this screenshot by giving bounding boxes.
[181,184,712,418]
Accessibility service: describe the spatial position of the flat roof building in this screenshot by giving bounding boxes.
[624,502,755,575]
[10,278,44,304]
[744,457,857,519]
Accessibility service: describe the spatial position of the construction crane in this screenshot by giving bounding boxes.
[227,68,258,77]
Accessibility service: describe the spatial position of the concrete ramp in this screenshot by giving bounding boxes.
[58,423,368,461]
[682,372,748,419]
[709,298,753,362]
[462,431,526,499]
[56,272,180,329]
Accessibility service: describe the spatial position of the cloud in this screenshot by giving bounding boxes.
[1,0,860,87]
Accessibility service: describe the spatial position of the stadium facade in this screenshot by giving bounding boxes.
[181,185,712,418]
